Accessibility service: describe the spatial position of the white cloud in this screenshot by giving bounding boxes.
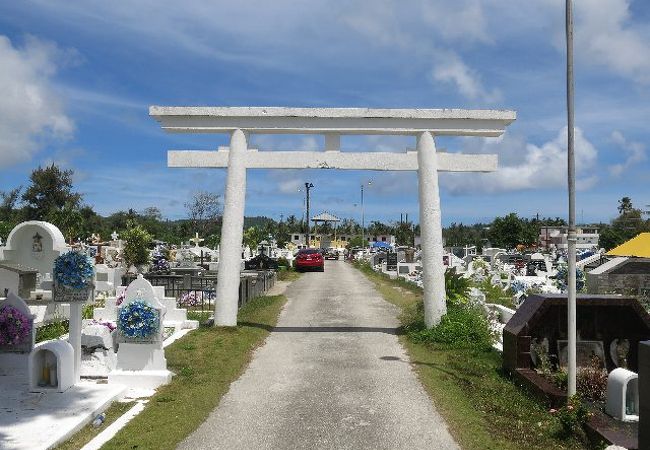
[442,127,598,194]
[608,130,646,176]
[0,35,74,168]
[575,0,650,84]
[430,53,502,103]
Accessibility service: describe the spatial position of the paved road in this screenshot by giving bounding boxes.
[179,260,458,450]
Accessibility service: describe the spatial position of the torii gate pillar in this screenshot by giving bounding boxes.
[417,131,446,326]
[215,129,247,326]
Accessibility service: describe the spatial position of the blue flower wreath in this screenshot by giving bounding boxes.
[54,251,94,289]
[118,299,160,339]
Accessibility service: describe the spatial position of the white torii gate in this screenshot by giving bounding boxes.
[150,107,516,327]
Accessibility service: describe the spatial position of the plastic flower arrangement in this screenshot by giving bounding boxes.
[554,264,585,292]
[118,299,159,339]
[89,319,117,332]
[0,306,32,346]
[510,279,529,295]
[151,250,171,273]
[115,289,127,306]
[54,251,94,289]
[179,291,203,307]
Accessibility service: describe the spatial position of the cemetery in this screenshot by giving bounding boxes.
[0,104,647,449]
[0,219,282,449]
[1,2,649,446]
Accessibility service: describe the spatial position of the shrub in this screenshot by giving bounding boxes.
[122,221,152,269]
[445,268,471,305]
[36,320,69,342]
[277,257,291,269]
[550,395,591,439]
[406,301,495,350]
[577,356,607,401]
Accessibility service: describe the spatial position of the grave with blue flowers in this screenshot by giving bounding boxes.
[109,274,172,389]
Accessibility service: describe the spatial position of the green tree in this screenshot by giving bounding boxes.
[488,213,537,249]
[394,221,415,246]
[47,202,84,243]
[618,196,634,215]
[599,197,650,250]
[243,227,263,250]
[22,164,82,220]
[122,221,152,270]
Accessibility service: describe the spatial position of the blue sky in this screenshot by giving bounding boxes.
[0,0,648,227]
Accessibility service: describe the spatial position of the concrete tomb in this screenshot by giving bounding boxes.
[109,275,172,389]
[0,221,69,298]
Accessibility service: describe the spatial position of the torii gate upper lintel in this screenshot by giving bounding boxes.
[150,106,516,328]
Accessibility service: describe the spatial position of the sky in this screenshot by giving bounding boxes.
[0,0,649,227]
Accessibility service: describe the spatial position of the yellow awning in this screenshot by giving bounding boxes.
[606,232,650,258]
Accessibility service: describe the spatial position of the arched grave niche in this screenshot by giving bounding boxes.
[2,221,69,278]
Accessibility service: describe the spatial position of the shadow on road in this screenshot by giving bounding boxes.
[239,322,400,335]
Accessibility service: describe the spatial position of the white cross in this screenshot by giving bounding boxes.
[111,231,119,241]
[190,232,204,247]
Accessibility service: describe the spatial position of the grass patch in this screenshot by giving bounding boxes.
[97,294,287,450]
[277,267,301,282]
[36,320,69,342]
[54,401,135,450]
[186,310,212,323]
[352,261,591,450]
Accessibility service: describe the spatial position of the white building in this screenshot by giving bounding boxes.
[539,226,599,250]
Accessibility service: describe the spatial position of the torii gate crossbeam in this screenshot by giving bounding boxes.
[151,106,516,327]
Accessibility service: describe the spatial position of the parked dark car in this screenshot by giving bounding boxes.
[323,248,339,260]
[294,248,324,272]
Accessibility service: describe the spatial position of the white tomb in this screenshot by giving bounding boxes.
[606,368,639,422]
[0,221,69,298]
[29,340,75,393]
[109,275,172,389]
[151,286,199,331]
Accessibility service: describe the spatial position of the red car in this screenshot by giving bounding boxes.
[294,248,324,272]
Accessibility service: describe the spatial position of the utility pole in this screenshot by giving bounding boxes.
[305,182,314,247]
[566,0,577,397]
[360,181,372,249]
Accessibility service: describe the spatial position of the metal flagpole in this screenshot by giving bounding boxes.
[566,0,577,397]
[305,182,314,247]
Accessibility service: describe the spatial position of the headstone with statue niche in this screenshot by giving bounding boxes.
[109,275,172,389]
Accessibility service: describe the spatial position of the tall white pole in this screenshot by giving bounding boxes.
[417,131,446,327]
[361,184,365,249]
[566,0,577,397]
[215,129,247,326]
[69,302,82,382]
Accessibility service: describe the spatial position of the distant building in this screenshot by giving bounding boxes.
[539,226,599,250]
[367,235,396,246]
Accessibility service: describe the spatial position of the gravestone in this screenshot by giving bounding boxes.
[0,221,69,292]
[387,253,398,271]
[151,286,199,331]
[109,275,172,389]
